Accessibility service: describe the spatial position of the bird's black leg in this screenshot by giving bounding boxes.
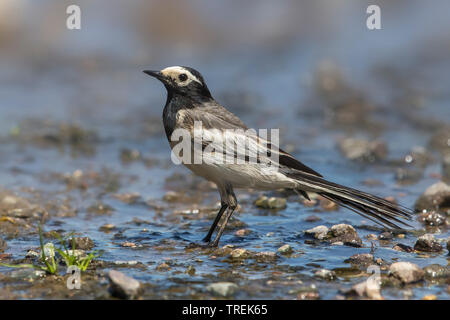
[202,202,227,243]
[209,186,237,247]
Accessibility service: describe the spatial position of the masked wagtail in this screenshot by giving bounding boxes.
[144,66,412,247]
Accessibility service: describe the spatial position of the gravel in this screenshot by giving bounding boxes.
[389,262,424,284]
[108,270,141,299]
[206,282,238,297]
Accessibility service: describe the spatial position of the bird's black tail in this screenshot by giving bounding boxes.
[289,171,413,229]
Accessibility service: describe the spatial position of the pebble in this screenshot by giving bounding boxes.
[230,248,250,259]
[395,167,423,185]
[350,277,383,300]
[255,251,277,262]
[447,238,450,252]
[113,192,141,204]
[156,263,171,271]
[108,270,141,299]
[422,294,437,300]
[414,234,443,252]
[328,224,362,247]
[206,282,238,297]
[10,268,46,281]
[442,154,450,182]
[113,260,138,266]
[186,265,196,275]
[423,264,449,279]
[277,244,293,255]
[414,181,450,212]
[121,242,137,248]
[366,234,377,241]
[99,223,116,232]
[305,225,329,240]
[417,211,446,226]
[0,237,6,252]
[162,191,184,202]
[69,237,94,250]
[337,138,387,162]
[314,269,336,281]
[304,215,321,222]
[393,243,414,253]
[346,253,374,266]
[378,232,393,241]
[389,262,424,284]
[234,229,251,237]
[254,196,287,210]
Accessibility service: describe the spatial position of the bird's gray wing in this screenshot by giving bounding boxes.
[176,104,322,177]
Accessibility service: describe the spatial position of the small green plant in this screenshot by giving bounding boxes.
[0,225,101,274]
[55,233,101,272]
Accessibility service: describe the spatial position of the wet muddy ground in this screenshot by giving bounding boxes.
[0,1,449,299]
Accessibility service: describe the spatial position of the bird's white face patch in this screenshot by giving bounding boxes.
[161,66,202,87]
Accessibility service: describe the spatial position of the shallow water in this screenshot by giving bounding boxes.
[0,1,449,299]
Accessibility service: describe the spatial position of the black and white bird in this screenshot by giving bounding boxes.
[144,66,412,247]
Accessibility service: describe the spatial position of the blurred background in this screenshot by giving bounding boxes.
[0,0,449,299]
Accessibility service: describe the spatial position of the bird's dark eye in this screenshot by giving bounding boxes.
[178,73,188,82]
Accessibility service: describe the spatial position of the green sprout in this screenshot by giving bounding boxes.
[0,225,101,274]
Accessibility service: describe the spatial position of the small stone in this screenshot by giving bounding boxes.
[25,249,40,258]
[254,196,269,208]
[113,192,141,204]
[267,197,287,209]
[393,243,414,253]
[87,202,114,215]
[414,181,450,213]
[423,264,449,279]
[0,237,7,253]
[120,148,141,163]
[304,215,321,222]
[230,248,249,259]
[206,282,238,297]
[395,168,423,185]
[328,224,362,247]
[305,225,329,240]
[318,196,338,211]
[346,253,374,266]
[186,265,196,276]
[366,234,377,240]
[10,268,46,281]
[108,270,141,299]
[350,277,383,300]
[68,237,94,250]
[99,223,116,232]
[277,244,293,255]
[314,269,336,281]
[234,229,251,237]
[447,238,450,252]
[297,291,319,300]
[379,232,393,240]
[417,211,446,226]
[254,196,286,210]
[414,234,443,252]
[156,263,171,271]
[389,262,424,284]
[114,260,138,266]
[338,138,388,162]
[255,251,277,262]
[442,154,450,183]
[162,191,183,202]
[121,242,137,248]
[422,294,437,300]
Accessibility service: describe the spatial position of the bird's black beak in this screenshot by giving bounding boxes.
[143,70,165,82]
